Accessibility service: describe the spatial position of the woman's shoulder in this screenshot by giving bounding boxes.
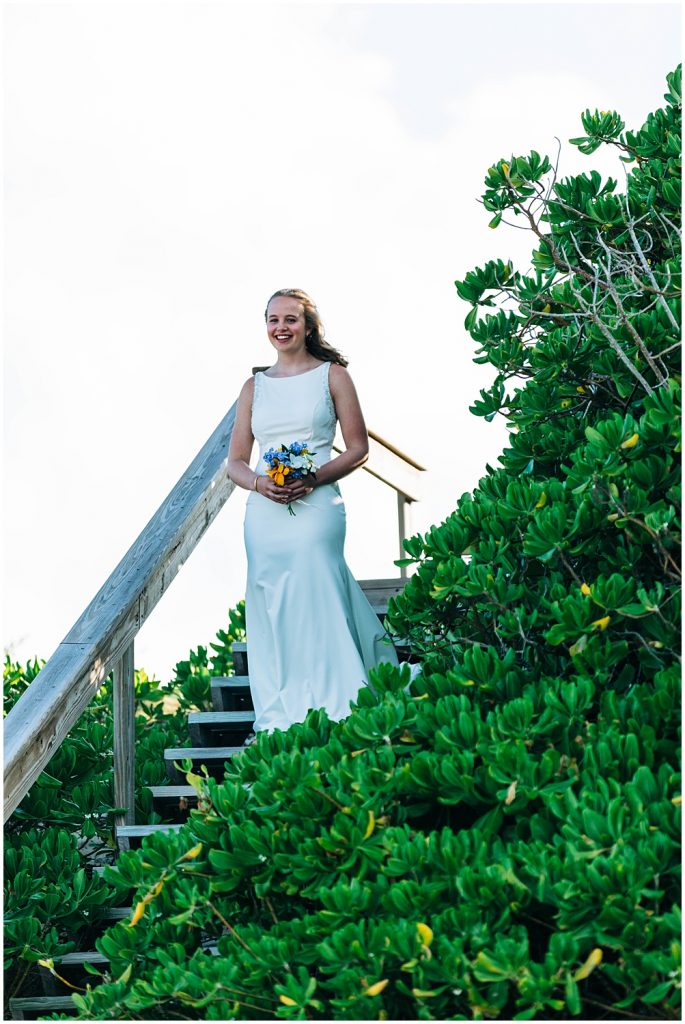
[238,375,256,401]
[328,361,355,394]
[328,361,352,382]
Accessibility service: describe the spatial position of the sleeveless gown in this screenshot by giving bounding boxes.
[243,360,399,734]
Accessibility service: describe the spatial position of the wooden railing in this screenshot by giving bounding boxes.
[4,401,240,823]
[4,382,424,823]
[334,426,425,577]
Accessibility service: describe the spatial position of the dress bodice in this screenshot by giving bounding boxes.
[250,361,337,479]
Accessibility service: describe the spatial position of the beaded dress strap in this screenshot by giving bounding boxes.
[250,372,263,435]
[322,362,336,422]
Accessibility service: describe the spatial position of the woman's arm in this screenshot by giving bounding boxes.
[226,377,259,490]
[284,364,369,497]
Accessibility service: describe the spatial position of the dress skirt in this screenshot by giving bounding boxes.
[244,479,398,733]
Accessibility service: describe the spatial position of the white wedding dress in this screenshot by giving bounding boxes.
[243,360,399,734]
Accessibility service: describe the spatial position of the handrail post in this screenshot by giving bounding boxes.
[113,642,136,830]
[397,493,410,579]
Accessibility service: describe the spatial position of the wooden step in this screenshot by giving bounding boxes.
[39,940,221,998]
[210,675,253,711]
[116,822,182,850]
[9,995,80,1019]
[104,906,134,922]
[187,710,255,746]
[37,950,109,997]
[231,637,410,675]
[147,784,198,816]
[231,643,249,676]
[55,951,109,966]
[164,745,244,781]
[359,577,407,612]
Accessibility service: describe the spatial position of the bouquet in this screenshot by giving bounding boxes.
[262,441,317,516]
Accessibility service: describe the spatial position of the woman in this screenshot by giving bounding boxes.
[227,288,399,739]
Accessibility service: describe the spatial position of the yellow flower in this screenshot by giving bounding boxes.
[267,462,291,486]
[417,923,433,947]
[580,583,591,596]
[591,616,611,631]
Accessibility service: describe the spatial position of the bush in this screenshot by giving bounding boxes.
[2,602,246,1009]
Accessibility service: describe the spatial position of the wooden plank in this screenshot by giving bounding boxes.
[358,577,407,592]
[147,785,198,799]
[116,824,182,838]
[9,996,79,1019]
[54,946,218,966]
[210,675,252,712]
[164,745,244,781]
[358,578,407,606]
[189,712,253,745]
[54,951,109,966]
[147,785,198,815]
[397,494,408,579]
[367,429,426,472]
[164,746,244,761]
[209,675,251,687]
[230,644,248,676]
[113,641,136,827]
[4,400,239,822]
[100,907,133,921]
[188,710,255,747]
[188,711,255,725]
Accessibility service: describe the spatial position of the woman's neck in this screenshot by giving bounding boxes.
[270,355,321,375]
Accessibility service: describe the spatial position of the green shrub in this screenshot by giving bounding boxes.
[2,602,246,1009]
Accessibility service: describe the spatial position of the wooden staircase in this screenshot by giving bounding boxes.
[8,578,413,1020]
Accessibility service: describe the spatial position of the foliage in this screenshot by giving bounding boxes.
[2,601,246,1008]
[40,68,681,1021]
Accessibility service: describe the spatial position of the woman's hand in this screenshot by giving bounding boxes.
[256,476,295,505]
[281,473,317,501]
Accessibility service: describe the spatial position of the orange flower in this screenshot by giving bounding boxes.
[267,462,291,487]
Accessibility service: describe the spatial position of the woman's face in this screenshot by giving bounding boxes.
[266,296,308,356]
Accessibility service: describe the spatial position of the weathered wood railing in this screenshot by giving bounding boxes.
[4,400,240,823]
[334,426,425,577]
[4,380,424,823]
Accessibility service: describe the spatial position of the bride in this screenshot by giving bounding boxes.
[227,288,400,739]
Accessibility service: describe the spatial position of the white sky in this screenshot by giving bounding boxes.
[2,0,681,683]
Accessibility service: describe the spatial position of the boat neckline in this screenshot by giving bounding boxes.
[260,362,326,379]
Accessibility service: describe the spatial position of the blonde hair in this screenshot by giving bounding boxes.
[264,288,349,367]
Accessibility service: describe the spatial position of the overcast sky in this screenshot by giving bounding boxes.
[3,0,681,683]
